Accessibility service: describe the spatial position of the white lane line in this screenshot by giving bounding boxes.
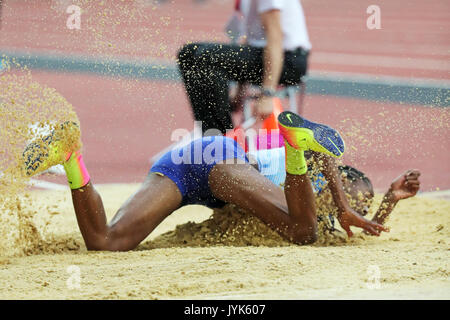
[308,70,450,89]
[419,189,450,199]
[26,181,142,191]
[28,179,67,191]
[311,52,450,71]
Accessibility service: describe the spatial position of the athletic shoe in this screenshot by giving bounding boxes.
[278,111,345,158]
[23,121,81,176]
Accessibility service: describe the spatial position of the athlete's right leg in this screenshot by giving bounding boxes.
[209,163,318,244]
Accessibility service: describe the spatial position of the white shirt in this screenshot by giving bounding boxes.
[250,147,327,193]
[240,0,311,51]
[249,147,286,187]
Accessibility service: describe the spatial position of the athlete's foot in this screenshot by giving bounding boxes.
[278,111,345,158]
[23,121,81,176]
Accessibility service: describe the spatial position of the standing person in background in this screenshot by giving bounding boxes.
[177,0,311,134]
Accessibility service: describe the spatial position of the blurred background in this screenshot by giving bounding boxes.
[0,0,449,192]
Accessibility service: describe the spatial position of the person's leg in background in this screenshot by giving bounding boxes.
[177,43,309,134]
[279,48,309,86]
[177,42,264,134]
[279,48,309,114]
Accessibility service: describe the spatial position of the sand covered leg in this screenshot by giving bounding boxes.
[209,163,318,245]
[22,122,184,251]
[69,173,183,251]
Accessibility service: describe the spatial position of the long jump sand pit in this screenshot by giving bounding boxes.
[0,183,448,300]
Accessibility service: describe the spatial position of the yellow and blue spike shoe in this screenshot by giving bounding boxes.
[23,121,81,177]
[278,111,345,158]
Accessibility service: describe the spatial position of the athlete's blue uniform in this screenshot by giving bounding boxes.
[150,136,248,208]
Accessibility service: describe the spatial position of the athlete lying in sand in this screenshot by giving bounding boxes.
[23,111,419,251]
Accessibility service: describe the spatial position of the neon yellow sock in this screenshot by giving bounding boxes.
[63,150,90,189]
[284,140,307,175]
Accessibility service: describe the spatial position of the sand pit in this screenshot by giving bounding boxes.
[0,183,448,300]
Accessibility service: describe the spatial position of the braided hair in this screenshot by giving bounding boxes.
[338,165,373,193]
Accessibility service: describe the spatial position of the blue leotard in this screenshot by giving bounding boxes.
[150,136,248,208]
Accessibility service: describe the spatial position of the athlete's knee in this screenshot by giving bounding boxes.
[84,236,111,251]
[292,230,317,245]
[103,226,138,251]
[87,239,135,252]
[85,228,137,252]
[291,222,318,245]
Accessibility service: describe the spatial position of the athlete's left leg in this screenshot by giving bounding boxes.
[69,173,182,251]
[23,123,182,251]
[209,162,318,244]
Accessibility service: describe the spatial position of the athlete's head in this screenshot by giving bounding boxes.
[339,165,374,216]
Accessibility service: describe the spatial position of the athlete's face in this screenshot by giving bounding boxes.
[343,179,374,216]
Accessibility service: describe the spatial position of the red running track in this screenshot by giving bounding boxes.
[0,0,449,80]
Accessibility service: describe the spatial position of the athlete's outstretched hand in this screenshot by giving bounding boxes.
[338,208,388,237]
[390,169,421,201]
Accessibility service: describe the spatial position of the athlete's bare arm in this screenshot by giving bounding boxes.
[370,169,420,226]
